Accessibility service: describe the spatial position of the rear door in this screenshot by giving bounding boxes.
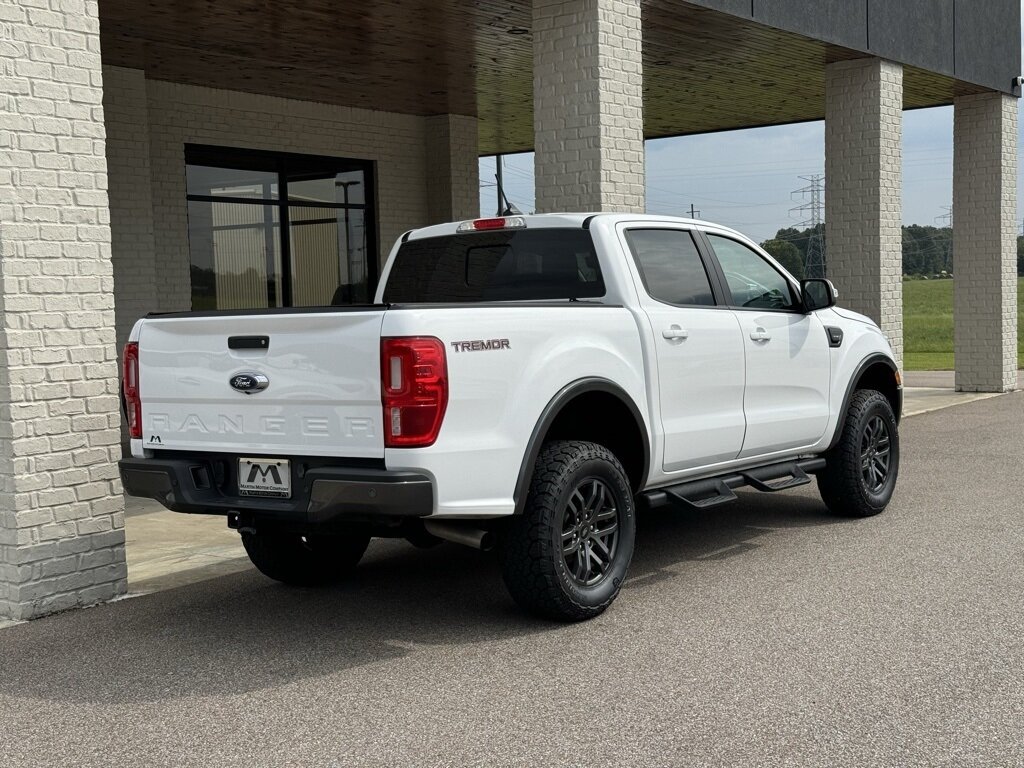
[701,232,831,457]
[137,308,387,457]
[622,227,746,472]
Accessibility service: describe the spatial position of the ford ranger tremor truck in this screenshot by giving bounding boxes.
[119,214,902,621]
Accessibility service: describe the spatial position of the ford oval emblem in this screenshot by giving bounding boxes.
[230,372,269,394]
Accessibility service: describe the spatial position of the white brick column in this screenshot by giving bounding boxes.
[825,58,904,366]
[953,93,1018,393]
[103,66,156,350]
[533,0,644,213]
[0,0,127,619]
[424,114,479,223]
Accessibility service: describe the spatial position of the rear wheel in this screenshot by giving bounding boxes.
[241,530,370,586]
[498,440,636,621]
[818,389,899,517]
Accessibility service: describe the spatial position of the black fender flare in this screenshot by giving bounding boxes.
[512,377,651,514]
[827,353,902,451]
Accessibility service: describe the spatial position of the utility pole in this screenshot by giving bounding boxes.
[687,203,701,219]
[790,174,826,278]
[496,155,504,216]
[937,207,958,274]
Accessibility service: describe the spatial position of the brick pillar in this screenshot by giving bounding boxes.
[103,66,156,351]
[953,93,1018,393]
[0,0,127,619]
[825,58,904,366]
[424,114,479,223]
[533,0,644,213]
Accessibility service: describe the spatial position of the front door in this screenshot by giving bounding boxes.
[622,228,746,473]
[703,233,831,458]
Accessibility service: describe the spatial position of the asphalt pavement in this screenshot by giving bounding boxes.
[1,392,1022,767]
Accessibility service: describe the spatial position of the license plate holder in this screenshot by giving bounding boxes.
[238,458,291,499]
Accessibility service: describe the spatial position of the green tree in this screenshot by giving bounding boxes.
[761,238,805,280]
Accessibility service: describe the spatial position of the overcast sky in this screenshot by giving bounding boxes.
[480,4,1023,244]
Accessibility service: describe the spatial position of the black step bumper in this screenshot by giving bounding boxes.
[119,456,433,524]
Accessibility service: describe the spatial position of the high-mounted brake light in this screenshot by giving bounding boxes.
[456,216,527,232]
[122,342,142,439]
[381,337,448,447]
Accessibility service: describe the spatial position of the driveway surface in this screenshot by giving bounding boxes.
[1,393,1022,767]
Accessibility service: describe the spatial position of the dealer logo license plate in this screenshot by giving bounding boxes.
[238,458,291,499]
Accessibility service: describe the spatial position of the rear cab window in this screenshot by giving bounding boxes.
[383,229,604,303]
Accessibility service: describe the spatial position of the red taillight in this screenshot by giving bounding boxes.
[456,216,526,232]
[381,337,448,448]
[122,342,142,439]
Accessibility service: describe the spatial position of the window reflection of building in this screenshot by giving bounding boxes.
[185,146,374,310]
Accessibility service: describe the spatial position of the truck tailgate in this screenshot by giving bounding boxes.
[137,310,386,457]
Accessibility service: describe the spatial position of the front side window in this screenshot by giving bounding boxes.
[186,146,375,310]
[625,229,715,307]
[706,234,796,311]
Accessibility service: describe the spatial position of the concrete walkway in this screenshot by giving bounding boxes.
[115,375,1013,597]
[124,495,248,593]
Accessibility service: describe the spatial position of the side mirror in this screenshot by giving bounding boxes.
[801,278,838,312]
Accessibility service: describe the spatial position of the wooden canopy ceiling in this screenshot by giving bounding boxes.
[99,0,978,155]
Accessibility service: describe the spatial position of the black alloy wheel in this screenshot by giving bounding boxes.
[860,415,892,493]
[561,478,620,587]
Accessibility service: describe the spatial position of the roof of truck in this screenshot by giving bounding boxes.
[405,213,751,243]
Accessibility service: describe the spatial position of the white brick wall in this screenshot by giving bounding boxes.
[425,114,480,223]
[533,0,645,213]
[825,58,904,366]
[0,0,127,620]
[103,67,156,348]
[953,92,1019,392]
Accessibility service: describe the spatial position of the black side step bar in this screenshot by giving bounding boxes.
[641,458,827,512]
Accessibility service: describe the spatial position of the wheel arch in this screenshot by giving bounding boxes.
[828,354,902,451]
[513,378,651,512]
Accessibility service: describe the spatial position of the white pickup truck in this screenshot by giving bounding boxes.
[120,214,901,621]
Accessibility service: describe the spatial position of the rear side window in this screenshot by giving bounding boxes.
[625,229,716,307]
[383,229,604,303]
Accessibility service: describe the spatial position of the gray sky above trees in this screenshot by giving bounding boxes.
[480,2,1024,243]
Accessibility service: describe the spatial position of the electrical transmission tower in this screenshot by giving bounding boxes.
[790,174,826,278]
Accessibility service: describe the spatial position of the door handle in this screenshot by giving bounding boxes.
[662,327,689,341]
[749,327,771,342]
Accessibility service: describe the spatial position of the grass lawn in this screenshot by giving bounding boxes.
[903,277,1024,370]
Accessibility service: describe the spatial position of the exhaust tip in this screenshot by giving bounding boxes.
[424,520,494,551]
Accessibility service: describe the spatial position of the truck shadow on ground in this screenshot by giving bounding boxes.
[0,491,846,705]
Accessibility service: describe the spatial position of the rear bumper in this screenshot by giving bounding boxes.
[119,456,433,524]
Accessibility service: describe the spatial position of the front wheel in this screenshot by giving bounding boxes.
[818,389,899,517]
[241,530,370,586]
[498,440,636,622]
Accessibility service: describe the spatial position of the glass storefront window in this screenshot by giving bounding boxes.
[185,146,375,310]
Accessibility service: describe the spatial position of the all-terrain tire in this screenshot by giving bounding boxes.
[241,530,371,586]
[818,389,899,517]
[498,440,636,622]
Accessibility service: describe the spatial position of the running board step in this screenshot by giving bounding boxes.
[642,458,826,511]
[665,478,738,510]
[740,463,812,492]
